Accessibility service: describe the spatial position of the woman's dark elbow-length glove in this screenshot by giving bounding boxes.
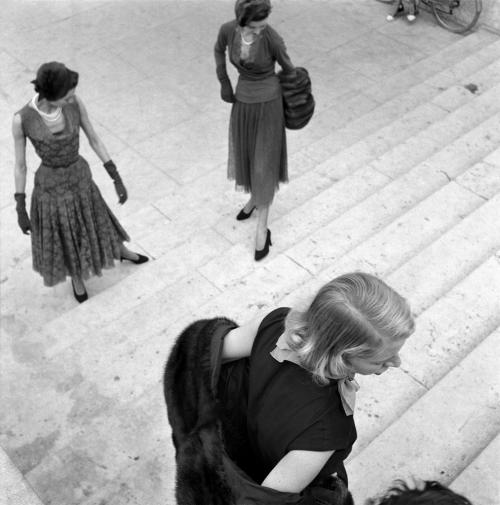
[14,193,31,234]
[216,64,236,103]
[104,160,127,204]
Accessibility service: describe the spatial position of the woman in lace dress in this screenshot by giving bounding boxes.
[214,0,295,261]
[12,61,148,303]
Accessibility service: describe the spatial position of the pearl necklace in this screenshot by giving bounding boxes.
[31,95,62,122]
[241,31,255,45]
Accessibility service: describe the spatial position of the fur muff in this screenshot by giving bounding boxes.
[278,67,315,130]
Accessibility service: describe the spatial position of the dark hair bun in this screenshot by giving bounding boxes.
[235,0,271,26]
[31,61,79,101]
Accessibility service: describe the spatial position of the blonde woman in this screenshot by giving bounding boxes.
[220,272,415,494]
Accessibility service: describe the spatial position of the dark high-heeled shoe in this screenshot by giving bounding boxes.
[120,253,149,265]
[236,206,256,221]
[71,278,88,303]
[255,229,272,261]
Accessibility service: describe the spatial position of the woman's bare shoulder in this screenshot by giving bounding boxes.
[222,309,270,362]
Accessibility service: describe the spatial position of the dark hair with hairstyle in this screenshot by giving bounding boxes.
[235,0,271,27]
[366,480,473,505]
[31,61,79,101]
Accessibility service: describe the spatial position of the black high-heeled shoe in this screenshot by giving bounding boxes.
[120,253,149,265]
[236,206,256,221]
[71,278,88,303]
[255,229,272,261]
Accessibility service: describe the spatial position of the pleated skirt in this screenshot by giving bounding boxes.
[30,156,130,287]
[228,96,288,207]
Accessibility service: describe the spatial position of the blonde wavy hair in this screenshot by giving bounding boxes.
[283,272,415,384]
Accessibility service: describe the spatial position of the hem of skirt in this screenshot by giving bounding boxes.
[230,178,289,207]
[34,259,120,287]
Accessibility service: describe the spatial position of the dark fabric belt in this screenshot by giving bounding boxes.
[43,158,79,169]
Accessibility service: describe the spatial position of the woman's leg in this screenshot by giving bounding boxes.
[255,204,270,250]
[71,274,86,295]
[119,243,140,261]
[243,195,255,213]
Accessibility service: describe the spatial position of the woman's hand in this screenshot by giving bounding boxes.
[103,160,128,204]
[113,176,128,204]
[216,64,235,103]
[12,114,30,234]
[261,450,335,494]
[14,193,31,234]
[220,81,236,103]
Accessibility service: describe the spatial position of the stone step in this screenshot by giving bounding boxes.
[29,109,500,354]
[131,47,500,250]
[387,194,500,315]
[12,55,500,357]
[204,113,500,289]
[456,147,500,199]
[451,434,500,505]
[352,255,500,456]
[370,81,500,180]
[4,90,499,336]
[0,446,45,505]
[298,39,500,162]
[287,31,500,153]
[361,34,500,104]
[315,82,500,183]
[14,227,232,360]
[6,242,498,505]
[346,325,500,504]
[205,81,500,255]
[13,253,499,504]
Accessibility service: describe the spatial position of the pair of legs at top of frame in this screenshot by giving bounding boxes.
[386,0,419,22]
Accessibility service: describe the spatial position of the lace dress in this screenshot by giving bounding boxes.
[18,98,130,287]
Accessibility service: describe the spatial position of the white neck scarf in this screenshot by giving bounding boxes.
[270,333,360,416]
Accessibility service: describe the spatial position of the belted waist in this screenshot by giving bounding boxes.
[42,156,80,169]
[236,74,281,103]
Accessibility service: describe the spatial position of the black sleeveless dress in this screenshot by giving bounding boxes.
[18,98,129,286]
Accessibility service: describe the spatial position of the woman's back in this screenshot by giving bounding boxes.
[235,308,357,483]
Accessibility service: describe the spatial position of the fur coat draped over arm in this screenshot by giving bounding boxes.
[163,317,352,505]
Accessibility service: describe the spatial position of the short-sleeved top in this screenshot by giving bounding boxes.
[245,308,357,483]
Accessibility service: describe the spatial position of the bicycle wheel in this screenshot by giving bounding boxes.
[432,0,482,33]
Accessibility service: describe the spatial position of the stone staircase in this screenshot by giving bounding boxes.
[1,2,500,504]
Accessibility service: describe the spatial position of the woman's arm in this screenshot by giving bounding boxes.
[74,95,111,163]
[214,22,231,67]
[12,114,32,234]
[269,27,295,74]
[222,311,267,362]
[12,114,28,193]
[214,22,236,103]
[75,95,127,203]
[261,449,335,493]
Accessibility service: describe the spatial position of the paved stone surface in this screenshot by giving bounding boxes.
[1,1,499,504]
[451,434,500,505]
[347,328,500,504]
